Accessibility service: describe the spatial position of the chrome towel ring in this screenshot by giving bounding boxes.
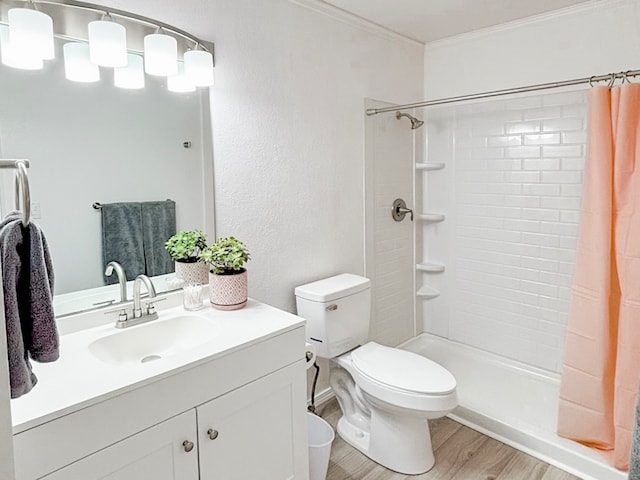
[14,161,30,227]
[0,159,31,226]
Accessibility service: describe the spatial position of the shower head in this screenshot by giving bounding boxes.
[395,111,424,130]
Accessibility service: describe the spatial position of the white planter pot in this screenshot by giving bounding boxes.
[208,269,247,310]
[175,260,209,285]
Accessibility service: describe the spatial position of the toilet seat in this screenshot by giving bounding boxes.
[351,342,456,395]
[338,342,457,412]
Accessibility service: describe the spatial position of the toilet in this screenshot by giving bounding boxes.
[295,273,457,475]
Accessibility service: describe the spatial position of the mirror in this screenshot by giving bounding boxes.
[0,38,214,316]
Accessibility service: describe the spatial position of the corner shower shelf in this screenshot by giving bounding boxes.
[416,285,440,299]
[416,263,445,273]
[416,213,446,223]
[416,162,445,171]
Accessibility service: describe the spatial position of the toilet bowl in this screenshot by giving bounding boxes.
[330,342,456,474]
[295,274,458,475]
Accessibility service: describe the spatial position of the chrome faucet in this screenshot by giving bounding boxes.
[106,274,165,328]
[104,261,127,303]
[133,274,158,319]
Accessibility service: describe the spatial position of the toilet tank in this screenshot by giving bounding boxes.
[295,273,371,358]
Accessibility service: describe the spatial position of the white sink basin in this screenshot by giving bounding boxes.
[88,315,217,366]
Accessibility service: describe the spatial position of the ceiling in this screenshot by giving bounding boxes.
[321,0,594,43]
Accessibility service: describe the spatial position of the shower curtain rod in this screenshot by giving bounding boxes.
[365,69,640,116]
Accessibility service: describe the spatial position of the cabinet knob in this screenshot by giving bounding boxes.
[182,440,195,452]
[207,428,219,440]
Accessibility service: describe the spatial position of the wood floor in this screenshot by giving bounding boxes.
[316,399,582,480]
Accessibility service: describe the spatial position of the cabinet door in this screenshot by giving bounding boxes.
[41,410,199,480]
[197,361,309,480]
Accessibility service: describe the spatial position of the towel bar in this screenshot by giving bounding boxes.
[93,199,175,210]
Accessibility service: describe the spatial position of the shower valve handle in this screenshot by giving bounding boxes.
[392,198,413,222]
[397,207,414,221]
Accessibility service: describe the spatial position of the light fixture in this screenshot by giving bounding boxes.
[184,46,214,87]
[0,2,214,91]
[144,30,177,76]
[0,24,43,70]
[114,53,144,89]
[88,13,127,67]
[167,61,195,93]
[63,42,100,83]
[7,4,55,61]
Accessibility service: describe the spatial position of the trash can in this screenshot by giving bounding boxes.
[307,412,335,480]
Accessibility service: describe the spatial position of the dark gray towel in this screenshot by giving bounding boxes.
[141,200,176,277]
[0,211,57,399]
[101,202,145,285]
[631,392,640,478]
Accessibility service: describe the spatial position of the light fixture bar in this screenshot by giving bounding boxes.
[0,0,214,62]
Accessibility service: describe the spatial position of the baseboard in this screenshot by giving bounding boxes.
[312,387,335,407]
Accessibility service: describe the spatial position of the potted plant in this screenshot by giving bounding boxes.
[165,230,209,285]
[199,236,251,310]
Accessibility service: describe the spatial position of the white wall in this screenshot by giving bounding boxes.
[93,0,424,313]
[420,0,640,371]
[424,0,640,99]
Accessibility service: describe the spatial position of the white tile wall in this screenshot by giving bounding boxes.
[366,106,415,348]
[423,91,587,373]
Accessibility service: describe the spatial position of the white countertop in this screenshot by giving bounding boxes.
[11,299,305,434]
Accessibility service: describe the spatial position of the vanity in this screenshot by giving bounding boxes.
[10,297,309,480]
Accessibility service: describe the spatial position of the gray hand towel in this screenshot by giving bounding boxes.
[141,200,176,277]
[101,202,145,284]
[0,211,58,399]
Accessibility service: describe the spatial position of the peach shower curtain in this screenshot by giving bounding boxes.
[558,83,640,470]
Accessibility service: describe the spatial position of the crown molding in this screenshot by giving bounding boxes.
[287,0,425,48]
[425,0,631,51]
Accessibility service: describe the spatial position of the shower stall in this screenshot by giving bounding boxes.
[364,74,639,480]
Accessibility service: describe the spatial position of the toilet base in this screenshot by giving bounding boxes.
[335,407,435,475]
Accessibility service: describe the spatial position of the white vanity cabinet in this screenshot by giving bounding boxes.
[197,363,306,480]
[12,310,309,480]
[40,410,200,480]
[39,362,306,480]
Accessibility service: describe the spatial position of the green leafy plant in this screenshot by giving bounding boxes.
[165,230,208,262]
[199,236,250,274]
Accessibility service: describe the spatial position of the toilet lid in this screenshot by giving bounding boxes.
[351,342,456,395]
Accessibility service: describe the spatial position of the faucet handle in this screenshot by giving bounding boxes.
[103,306,129,327]
[143,296,167,315]
[103,306,129,317]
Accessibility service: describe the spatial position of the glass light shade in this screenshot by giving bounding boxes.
[0,24,43,70]
[88,20,127,67]
[8,7,55,60]
[63,42,100,83]
[114,53,144,89]
[167,62,195,93]
[143,33,177,76]
[184,49,214,87]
